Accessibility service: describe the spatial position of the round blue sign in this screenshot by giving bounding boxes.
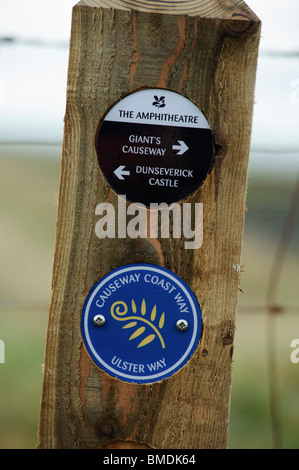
[81,264,202,384]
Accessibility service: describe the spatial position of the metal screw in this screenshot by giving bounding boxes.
[93,314,106,327]
[176,319,188,332]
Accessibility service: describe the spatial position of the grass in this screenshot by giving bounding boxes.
[0,310,48,449]
[0,147,59,448]
[0,147,298,449]
[229,311,299,449]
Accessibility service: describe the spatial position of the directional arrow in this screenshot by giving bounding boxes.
[172,140,189,155]
[114,165,130,180]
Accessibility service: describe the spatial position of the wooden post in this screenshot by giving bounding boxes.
[37,0,260,449]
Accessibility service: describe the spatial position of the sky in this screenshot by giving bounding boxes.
[0,0,298,174]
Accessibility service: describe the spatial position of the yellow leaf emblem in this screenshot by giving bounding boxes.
[110,299,166,349]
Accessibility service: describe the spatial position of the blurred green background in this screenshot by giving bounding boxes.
[1,0,299,452]
[0,145,298,449]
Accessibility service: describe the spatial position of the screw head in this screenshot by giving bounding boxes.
[176,319,188,332]
[93,314,106,327]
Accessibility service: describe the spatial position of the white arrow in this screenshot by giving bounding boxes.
[114,165,130,180]
[172,140,189,155]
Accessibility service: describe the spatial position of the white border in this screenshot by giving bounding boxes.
[82,265,200,382]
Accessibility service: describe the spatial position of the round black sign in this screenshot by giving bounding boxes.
[96,89,214,206]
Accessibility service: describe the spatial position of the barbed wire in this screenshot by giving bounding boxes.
[0,36,69,49]
[1,301,298,313]
[0,34,298,444]
[0,176,298,449]
[1,35,299,59]
[1,141,299,156]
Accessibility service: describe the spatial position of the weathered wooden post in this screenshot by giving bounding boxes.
[37,0,260,449]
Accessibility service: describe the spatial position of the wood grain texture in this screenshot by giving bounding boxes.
[78,0,259,20]
[37,0,260,449]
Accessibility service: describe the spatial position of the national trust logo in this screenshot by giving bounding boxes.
[152,95,166,108]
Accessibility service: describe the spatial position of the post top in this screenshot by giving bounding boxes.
[76,0,260,21]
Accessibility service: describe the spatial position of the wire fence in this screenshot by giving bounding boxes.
[1,35,299,58]
[1,143,298,449]
[0,36,298,449]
